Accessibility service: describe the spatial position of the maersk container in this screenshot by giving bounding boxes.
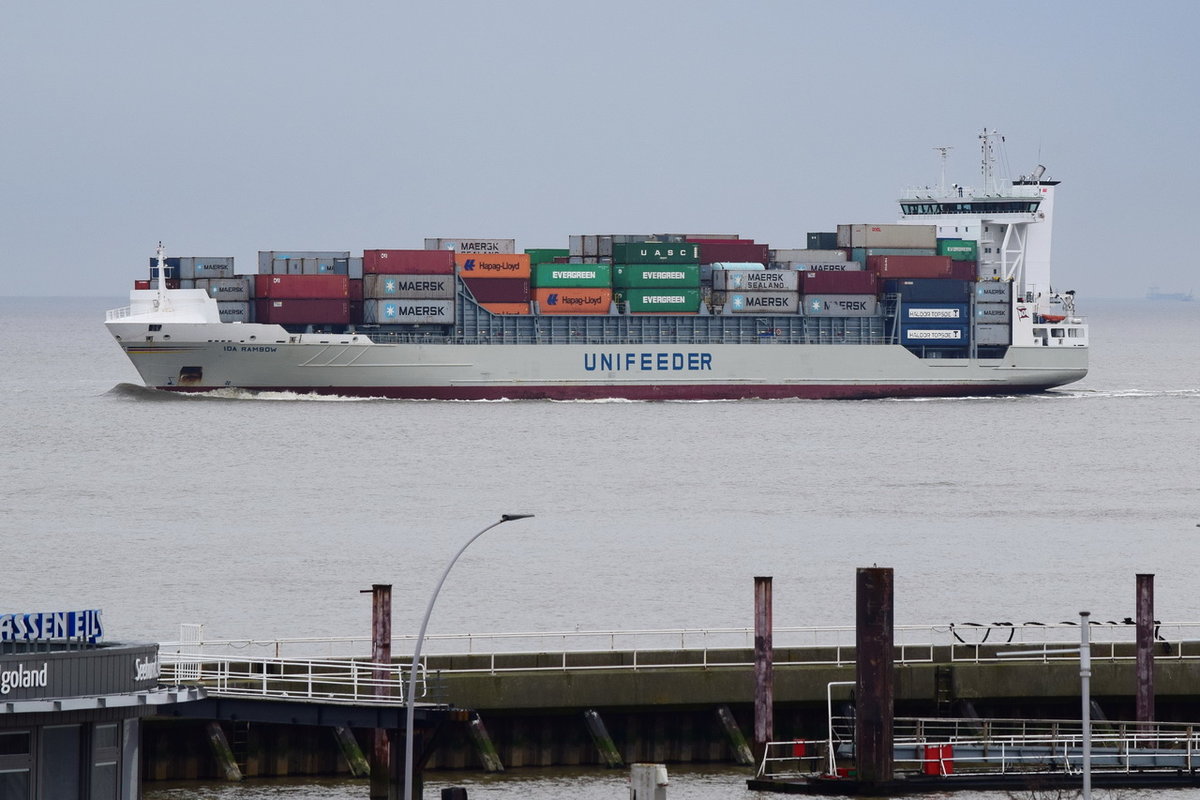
[800,271,878,295]
[807,232,838,250]
[455,253,531,279]
[802,295,880,317]
[179,280,195,289]
[611,243,700,264]
[196,278,252,302]
[900,325,969,345]
[217,301,252,323]
[525,248,570,265]
[255,298,350,325]
[533,287,613,314]
[363,274,455,299]
[254,274,349,299]
[901,303,969,323]
[975,303,1012,323]
[363,298,455,325]
[461,277,531,303]
[364,250,455,275]
[178,257,235,280]
[258,251,349,273]
[692,240,769,265]
[780,261,863,272]
[711,269,799,292]
[423,238,515,254]
[837,224,937,249]
[937,238,978,261]
[712,291,798,314]
[772,249,847,263]
[975,281,1013,303]
[613,264,700,288]
[622,289,701,313]
[974,322,1012,345]
[531,263,612,288]
[300,256,348,275]
[883,278,973,303]
[867,255,954,279]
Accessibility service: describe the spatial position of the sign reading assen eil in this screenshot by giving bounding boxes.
[0,609,104,644]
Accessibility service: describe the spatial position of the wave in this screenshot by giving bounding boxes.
[103,384,393,402]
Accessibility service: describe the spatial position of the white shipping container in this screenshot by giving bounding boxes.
[974,322,1012,345]
[836,224,937,249]
[802,295,880,317]
[363,274,456,299]
[770,249,846,262]
[713,291,799,314]
[711,269,799,292]
[363,298,455,324]
[423,238,516,254]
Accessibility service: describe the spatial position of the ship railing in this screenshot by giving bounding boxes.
[158,621,1200,675]
[158,652,423,704]
[106,306,133,321]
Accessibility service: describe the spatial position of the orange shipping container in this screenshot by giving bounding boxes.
[480,302,531,315]
[454,253,531,279]
[533,288,612,314]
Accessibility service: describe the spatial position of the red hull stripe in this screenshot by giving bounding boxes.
[158,383,1047,401]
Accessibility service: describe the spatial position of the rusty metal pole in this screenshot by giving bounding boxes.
[362,583,392,800]
[855,567,894,787]
[1136,573,1155,723]
[753,576,774,758]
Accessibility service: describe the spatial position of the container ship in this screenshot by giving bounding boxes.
[106,132,1088,400]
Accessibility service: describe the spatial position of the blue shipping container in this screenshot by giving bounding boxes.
[884,278,973,302]
[901,302,969,323]
[900,325,969,346]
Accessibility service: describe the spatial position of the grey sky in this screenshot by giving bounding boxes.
[3,1,1196,298]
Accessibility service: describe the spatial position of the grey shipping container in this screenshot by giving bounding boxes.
[179,279,195,289]
[348,257,364,280]
[217,301,252,322]
[779,261,863,272]
[975,303,1012,323]
[771,249,846,263]
[569,235,584,256]
[301,257,348,275]
[713,291,799,314]
[802,295,880,317]
[974,322,1012,345]
[423,238,516,254]
[363,274,456,299]
[837,223,937,249]
[363,298,455,325]
[711,269,799,292]
[258,251,350,273]
[975,281,1013,303]
[196,277,252,301]
[178,257,236,280]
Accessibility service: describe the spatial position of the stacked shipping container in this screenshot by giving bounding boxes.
[363,250,456,324]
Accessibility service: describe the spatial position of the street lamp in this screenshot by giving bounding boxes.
[403,514,534,800]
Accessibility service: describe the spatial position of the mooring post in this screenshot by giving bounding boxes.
[855,566,894,786]
[753,576,774,759]
[467,714,505,772]
[362,583,393,799]
[1136,573,1155,723]
[716,705,755,766]
[584,709,624,768]
[205,721,243,781]
[333,725,371,777]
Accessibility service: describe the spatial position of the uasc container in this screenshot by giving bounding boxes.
[611,243,700,264]
[533,287,612,314]
[803,295,880,317]
[363,299,455,324]
[364,249,455,275]
[455,253,531,279]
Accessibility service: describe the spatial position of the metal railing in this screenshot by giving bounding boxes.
[105,306,132,321]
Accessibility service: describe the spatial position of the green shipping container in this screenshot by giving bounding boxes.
[525,248,570,265]
[613,263,701,289]
[611,242,700,264]
[849,247,936,263]
[937,239,978,261]
[531,262,612,288]
[622,288,701,313]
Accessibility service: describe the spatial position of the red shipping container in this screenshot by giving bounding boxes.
[462,277,530,302]
[350,300,363,324]
[254,298,350,325]
[480,302,530,315]
[134,280,151,290]
[694,241,769,265]
[948,261,977,281]
[867,255,953,278]
[349,278,363,302]
[254,274,349,299]
[800,271,878,294]
[364,249,454,274]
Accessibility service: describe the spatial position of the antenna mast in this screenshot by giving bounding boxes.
[980,128,1004,194]
[933,146,953,195]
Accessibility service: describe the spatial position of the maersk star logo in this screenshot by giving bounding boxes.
[384,279,397,294]
[731,273,745,289]
[731,295,745,311]
[809,299,824,313]
[384,303,398,319]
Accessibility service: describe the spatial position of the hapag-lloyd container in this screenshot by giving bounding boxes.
[364,250,455,275]
[455,253,532,279]
[613,264,700,288]
[462,277,531,303]
[691,240,769,265]
[800,271,878,294]
[623,289,701,313]
[217,301,252,323]
[900,325,968,345]
[254,298,350,325]
[195,278,252,301]
[711,269,799,292]
[802,295,880,317]
[837,223,937,249]
[423,238,516,254]
[901,303,969,323]
[712,291,799,314]
[363,274,455,299]
[532,263,612,288]
[254,274,350,299]
[258,251,349,274]
[867,255,954,278]
[975,281,1013,303]
[611,243,700,264]
[974,322,1012,345]
[975,303,1012,323]
[363,298,455,324]
[533,287,612,314]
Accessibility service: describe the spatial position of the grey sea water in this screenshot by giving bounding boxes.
[2,295,1198,798]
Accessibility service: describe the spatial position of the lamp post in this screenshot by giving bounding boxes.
[403,514,534,800]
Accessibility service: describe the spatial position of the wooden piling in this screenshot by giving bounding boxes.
[205,721,243,781]
[753,576,774,758]
[584,709,624,768]
[468,715,505,772]
[362,583,393,799]
[715,705,754,766]
[855,566,894,786]
[1137,573,1156,723]
[333,726,371,777]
